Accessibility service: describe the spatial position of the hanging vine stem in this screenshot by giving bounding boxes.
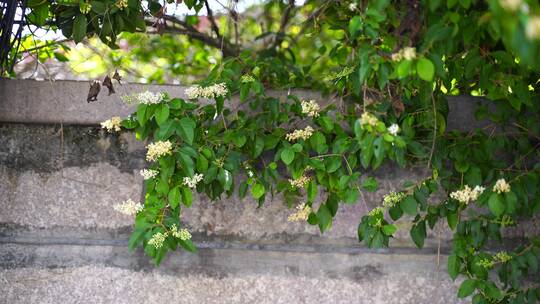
[427,90,437,170]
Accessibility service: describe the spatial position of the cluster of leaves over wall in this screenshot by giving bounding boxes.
[16,0,540,302]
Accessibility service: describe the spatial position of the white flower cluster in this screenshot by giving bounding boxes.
[122,91,164,105]
[286,126,314,142]
[391,47,417,61]
[146,141,173,162]
[287,203,312,222]
[289,175,311,189]
[499,0,521,11]
[183,173,204,188]
[185,83,228,99]
[360,112,379,127]
[113,199,143,216]
[170,224,192,241]
[450,185,485,204]
[301,100,321,117]
[348,2,357,11]
[148,232,167,248]
[382,191,406,208]
[368,206,384,217]
[387,123,400,136]
[493,178,511,194]
[100,116,122,133]
[80,1,91,14]
[526,16,540,40]
[140,169,158,180]
[241,75,255,83]
[115,0,128,9]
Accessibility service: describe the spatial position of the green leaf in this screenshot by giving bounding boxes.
[177,118,196,145]
[400,196,418,216]
[155,105,170,125]
[310,132,328,154]
[361,177,378,192]
[447,211,458,230]
[325,156,341,173]
[178,152,195,176]
[488,193,505,217]
[397,60,412,78]
[168,186,181,208]
[232,134,247,147]
[253,136,264,158]
[281,148,295,165]
[417,58,435,81]
[317,116,334,132]
[182,187,193,207]
[218,169,233,191]
[73,14,88,43]
[316,204,332,232]
[291,143,303,152]
[447,254,460,280]
[410,220,426,248]
[344,188,359,204]
[179,239,197,253]
[91,1,107,14]
[348,16,362,37]
[252,183,265,199]
[458,279,476,298]
[307,180,317,203]
[239,181,248,199]
[136,104,148,126]
[382,224,397,236]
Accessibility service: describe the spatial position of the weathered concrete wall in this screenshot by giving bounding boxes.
[0,79,503,304]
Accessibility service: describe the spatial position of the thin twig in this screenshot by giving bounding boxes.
[427,91,437,169]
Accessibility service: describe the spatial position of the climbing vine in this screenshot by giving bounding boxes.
[12,0,540,302]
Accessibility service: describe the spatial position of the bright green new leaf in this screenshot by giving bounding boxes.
[417,57,435,81]
[252,183,265,199]
[281,148,295,165]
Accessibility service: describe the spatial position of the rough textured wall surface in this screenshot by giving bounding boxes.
[0,79,507,304]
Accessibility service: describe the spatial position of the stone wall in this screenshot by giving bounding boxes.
[0,79,494,304]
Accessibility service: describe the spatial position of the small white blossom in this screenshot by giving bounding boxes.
[241,75,256,83]
[115,0,128,9]
[382,191,406,208]
[113,199,143,216]
[148,232,167,248]
[100,116,122,132]
[388,123,400,136]
[183,173,204,188]
[289,175,311,189]
[360,112,379,127]
[122,91,164,105]
[185,83,228,99]
[499,0,521,11]
[79,1,91,14]
[526,16,540,40]
[287,203,312,222]
[140,169,158,180]
[286,126,314,142]
[450,185,485,204]
[493,179,511,194]
[368,206,384,217]
[301,100,321,117]
[171,224,192,241]
[348,2,357,11]
[146,141,173,162]
[247,171,254,177]
[391,47,417,62]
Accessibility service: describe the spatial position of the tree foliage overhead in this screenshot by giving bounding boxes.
[10,0,540,303]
